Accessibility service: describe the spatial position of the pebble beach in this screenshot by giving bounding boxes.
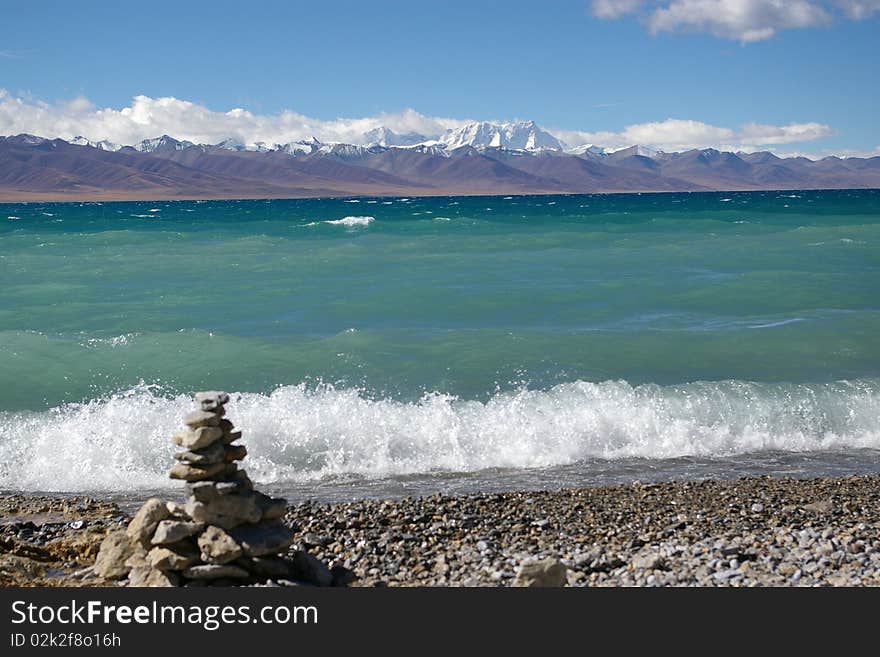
[2,475,879,587]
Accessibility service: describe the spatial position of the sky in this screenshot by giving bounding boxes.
[1,0,878,156]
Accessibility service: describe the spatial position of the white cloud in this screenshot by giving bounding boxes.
[737,121,835,144]
[590,0,877,42]
[834,0,880,18]
[0,90,466,147]
[591,0,646,18]
[0,90,839,154]
[648,0,831,42]
[556,117,834,151]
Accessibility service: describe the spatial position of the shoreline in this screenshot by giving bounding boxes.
[1,186,876,204]
[2,474,879,586]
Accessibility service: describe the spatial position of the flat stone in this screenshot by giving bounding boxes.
[126,498,170,547]
[218,419,242,444]
[198,526,243,564]
[128,566,179,587]
[230,521,295,557]
[224,444,247,462]
[254,492,287,521]
[513,558,568,587]
[151,520,204,545]
[183,410,222,429]
[169,461,231,482]
[172,426,224,450]
[174,442,227,465]
[290,550,333,587]
[195,391,230,409]
[93,531,134,580]
[183,564,249,579]
[165,501,189,518]
[227,470,253,491]
[185,492,262,529]
[148,543,199,571]
[186,478,246,503]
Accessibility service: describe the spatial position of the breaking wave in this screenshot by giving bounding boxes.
[324,216,375,227]
[1,379,878,492]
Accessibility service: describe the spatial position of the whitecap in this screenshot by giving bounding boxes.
[1,379,878,492]
[324,216,375,227]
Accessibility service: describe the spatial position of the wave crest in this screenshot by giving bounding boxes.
[1,379,878,491]
[324,216,374,227]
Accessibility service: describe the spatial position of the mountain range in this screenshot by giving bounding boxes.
[2,120,879,201]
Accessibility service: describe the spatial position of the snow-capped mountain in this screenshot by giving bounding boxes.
[134,135,196,153]
[362,127,428,147]
[69,136,122,151]
[4,129,880,202]
[606,144,660,158]
[565,143,607,157]
[212,138,247,152]
[278,138,320,156]
[441,120,564,151]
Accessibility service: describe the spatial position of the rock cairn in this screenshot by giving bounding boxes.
[94,391,347,587]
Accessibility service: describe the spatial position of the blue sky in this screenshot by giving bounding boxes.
[1,0,878,155]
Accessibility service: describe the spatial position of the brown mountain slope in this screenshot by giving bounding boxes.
[1,135,878,202]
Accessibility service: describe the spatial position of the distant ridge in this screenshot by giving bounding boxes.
[1,131,878,202]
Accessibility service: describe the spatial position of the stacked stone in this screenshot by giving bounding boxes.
[96,391,339,587]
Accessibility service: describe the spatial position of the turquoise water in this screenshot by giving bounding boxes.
[1,190,879,494]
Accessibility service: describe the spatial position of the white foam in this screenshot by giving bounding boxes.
[324,216,375,227]
[1,379,878,492]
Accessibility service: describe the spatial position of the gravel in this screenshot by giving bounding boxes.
[3,475,880,587]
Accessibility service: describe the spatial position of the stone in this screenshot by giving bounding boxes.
[185,493,262,529]
[172,426,224,451]
[174,442,227,465]
[330,564,358,587]
[751,503,765,513]
[631,550,666,571]
[166,501,189,518]
[124,543,149,570]
[238,556,294,579]
[513,558,568,587]
[254,491,288,521]
[148,543,200,570]
[228,470,254,491]
[195,391,230,410]
[186,478,251,504]
[290,550,333,587]
[804,500,833,514]
[230,521,295,557]
[93,531,134,580]
[151,520,204,546]
[128,566,180,587]
[183,410,222,429]
[224,444,247,462]
[198,526,243,564]
[218,419,242,444]
[126,498,170,547]
[183,564,249,580]
[195,390,230,404]
[168,461,230,482]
